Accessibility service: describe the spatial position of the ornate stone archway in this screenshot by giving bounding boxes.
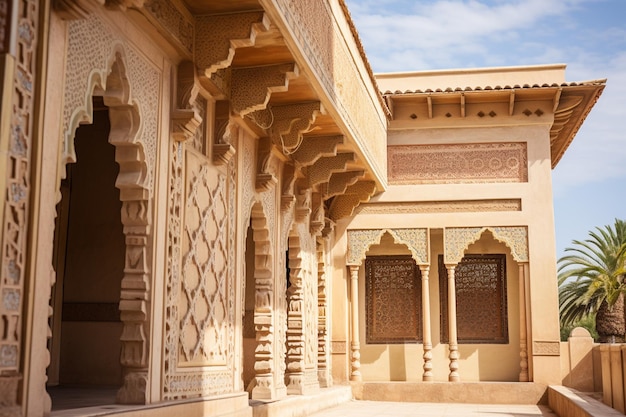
[57,45,153,404]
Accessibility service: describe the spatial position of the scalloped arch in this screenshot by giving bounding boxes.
[443,226,529,265]
[347,228,429,266]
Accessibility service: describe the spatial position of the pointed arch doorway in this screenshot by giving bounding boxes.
[48,97,125,409]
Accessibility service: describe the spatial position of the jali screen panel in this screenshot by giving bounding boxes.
[365,256,422,344]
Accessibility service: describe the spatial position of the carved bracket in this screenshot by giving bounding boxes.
[295,186,312,224]
[321,170,364,199]
[291,135,343,167]
[328,180,376,221]
[281,163,297,212]
[256,136,280,192]
[268,102,324,154]
[307,153,354,188]
[310,193,325,236]
[231,63,298,116]
[195,12,271,78]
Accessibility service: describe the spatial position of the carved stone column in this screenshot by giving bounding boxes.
[348,265,362,381]
[519,263,529,382]
[116,200,151,405]
[446,265,460,382]
[420,266,433,381]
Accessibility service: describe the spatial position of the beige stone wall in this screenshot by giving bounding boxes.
[332,121,561,385]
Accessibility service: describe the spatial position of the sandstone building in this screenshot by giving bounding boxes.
[0,0,604,416]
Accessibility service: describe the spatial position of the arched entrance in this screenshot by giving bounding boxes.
[48,97,125,409]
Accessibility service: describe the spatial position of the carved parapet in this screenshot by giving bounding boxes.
[322,170,364,199]
[291,135,343,167]
[268,102,324,154]
[328,181,376,221]
[195,12,271,78]
[231,63,298,116]
[256,136,280,192]
[307,153,354,188]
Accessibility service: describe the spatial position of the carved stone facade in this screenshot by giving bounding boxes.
[2,0,605,415]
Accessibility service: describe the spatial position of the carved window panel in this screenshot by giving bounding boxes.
[365,256,422,344]
[439,254,508,344]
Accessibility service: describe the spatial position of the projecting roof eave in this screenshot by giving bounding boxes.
[549,80,606,168]
[381,79,606,168]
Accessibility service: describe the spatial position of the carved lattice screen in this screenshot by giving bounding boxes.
[365,256,422,344]
[439,254,508,344]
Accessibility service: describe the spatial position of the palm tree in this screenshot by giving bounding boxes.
[558,219,626,342]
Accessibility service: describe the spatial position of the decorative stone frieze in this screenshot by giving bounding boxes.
[388,142,528,185]
[328,180,376,221]
[307,153,354,188]
[231,63,298,117]
[355,199,522,215]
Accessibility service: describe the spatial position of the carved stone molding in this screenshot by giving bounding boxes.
[231,63,298,117]
[307,153,354,188]
[443,226,529,265]
[195,12,270,78]
[346,228,430,266]
[328,180,376,221]
[292,135,343,167]
[355,199,522,215]
[267,102,324,154]
[256,136,280,192]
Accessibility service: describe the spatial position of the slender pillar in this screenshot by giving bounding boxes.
[447,265,460,382]
[420,265,433,381]
[519,263,529,381]
[349,265,362,381]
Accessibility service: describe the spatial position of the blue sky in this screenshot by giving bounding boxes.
[344,0,626,259]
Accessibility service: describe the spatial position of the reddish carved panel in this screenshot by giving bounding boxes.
[366,256,422,344]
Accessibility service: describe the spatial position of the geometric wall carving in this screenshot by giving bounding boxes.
[163,147,236,399]
[388,143,528,184]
